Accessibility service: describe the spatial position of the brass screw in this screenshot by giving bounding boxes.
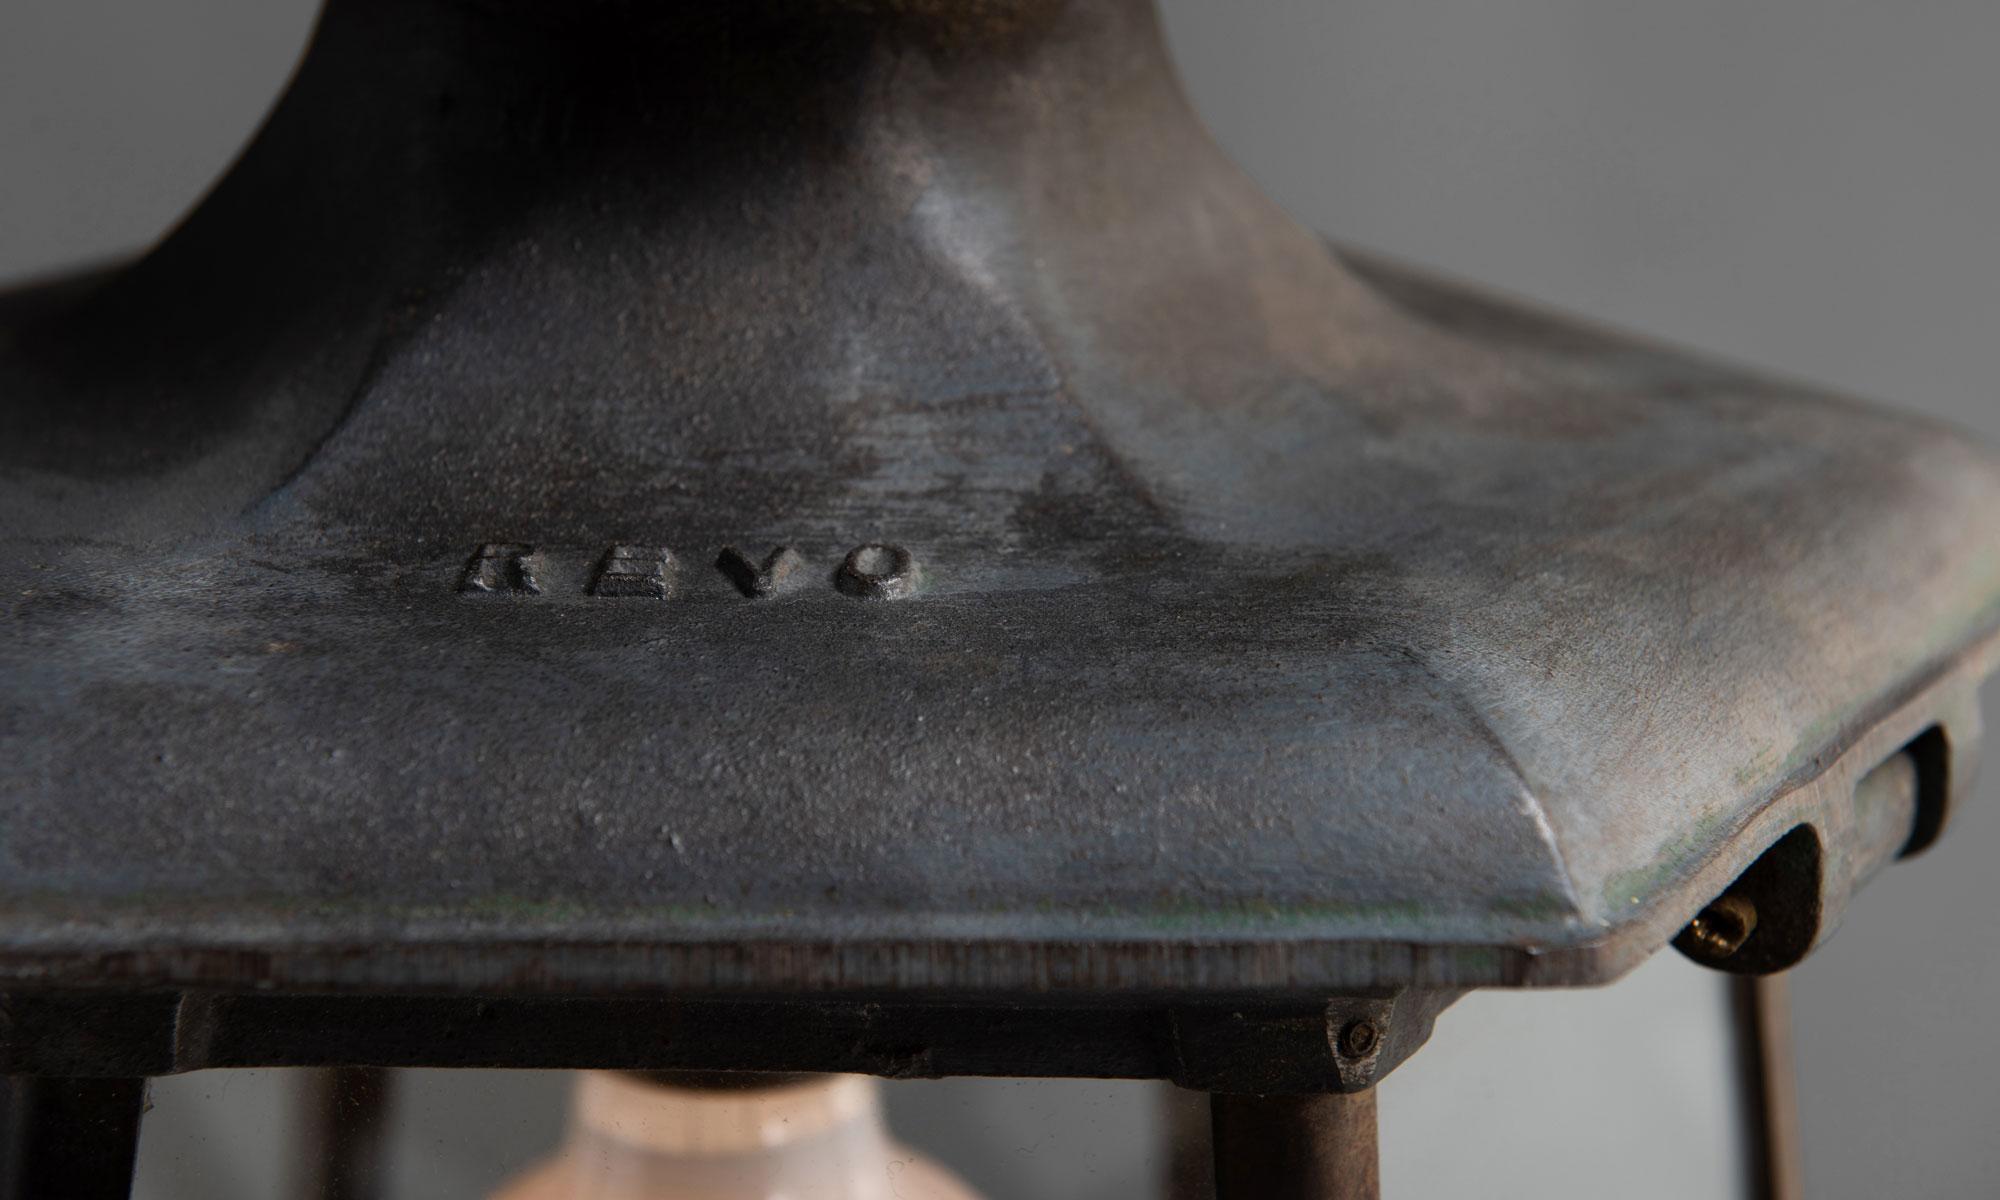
[1337,1019,1380,1059]
[1685,894,1759,959]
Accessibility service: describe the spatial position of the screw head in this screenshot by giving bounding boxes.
[1684,893,1759,961]
[1337,1019,1380,1059]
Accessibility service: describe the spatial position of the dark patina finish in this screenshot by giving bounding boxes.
[1,0,1995,1111]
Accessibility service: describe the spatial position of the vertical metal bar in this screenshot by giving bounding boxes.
[0,1076,147,1200]
[299,1067,395,1200]
[1732,973,1804,1200]
[1163,1086,1217,1200]
[1211,1090,1379,1200]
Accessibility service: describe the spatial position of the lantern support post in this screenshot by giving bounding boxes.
[1211,1089,1381,1200]
[1732,973,1805,1200]
[0,1075,146,1200]
[300,1066,395,1200]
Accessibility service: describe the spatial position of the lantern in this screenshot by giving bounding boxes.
[3,2,1995,1197]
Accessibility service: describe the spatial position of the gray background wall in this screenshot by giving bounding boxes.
[4,2,1995,1197]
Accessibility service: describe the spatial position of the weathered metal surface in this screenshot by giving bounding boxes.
[1,0,1996,1028]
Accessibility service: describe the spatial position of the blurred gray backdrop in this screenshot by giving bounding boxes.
[4,2,1995,1197]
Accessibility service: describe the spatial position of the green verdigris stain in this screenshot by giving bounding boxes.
[1600,804,1736,914]
[1733,746,1780,790]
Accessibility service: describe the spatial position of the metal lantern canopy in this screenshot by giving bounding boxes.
[2,1,1995,1196]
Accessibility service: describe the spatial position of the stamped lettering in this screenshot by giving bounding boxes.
[835,543,920,600]
[716,545,803,598]
[590,545,675,598]
[459,543,541,594]
[460,542,920,600]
